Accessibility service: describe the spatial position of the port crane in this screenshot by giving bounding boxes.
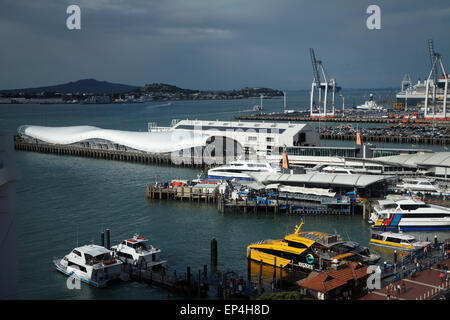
[424,39,449,120]
[309,48,340,118]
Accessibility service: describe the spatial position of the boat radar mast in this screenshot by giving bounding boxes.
[294,221,304,235]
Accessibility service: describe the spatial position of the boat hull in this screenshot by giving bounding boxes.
[370,211,450,231]
[247,248,316,272]
[207,174,255,181]
[369,239,415,251]
[54,258,123,288]
[54,260,104,287]
[370,220,450,231]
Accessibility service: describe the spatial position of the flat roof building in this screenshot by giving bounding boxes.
[169,119,319,155]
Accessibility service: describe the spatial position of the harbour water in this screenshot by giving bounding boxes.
[2,90,449,299]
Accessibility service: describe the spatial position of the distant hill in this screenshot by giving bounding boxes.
[134,83,284,97]
[137,83,200,95]
[0,79,139,94]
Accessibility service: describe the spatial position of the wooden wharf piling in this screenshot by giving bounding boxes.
[146,185,217,204]
[147,185,355,216]
[130,266,209,298]
[14,136,211,168]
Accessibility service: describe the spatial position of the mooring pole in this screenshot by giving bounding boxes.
[211,237,218,269]
[106,229,111,250]
[100,232,105,247]
[187,266,191,288]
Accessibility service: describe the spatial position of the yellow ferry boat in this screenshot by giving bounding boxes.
[247,222,379,272]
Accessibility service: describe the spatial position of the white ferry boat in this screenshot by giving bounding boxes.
[369,195,450,231]
[111,234,167,270]
[207,160,280,181]
[54,244,124,287]
[321,166,354,174]
[370,231,431,251]
[395,178,443,194]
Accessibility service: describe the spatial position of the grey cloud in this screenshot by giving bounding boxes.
[0,0,449,90]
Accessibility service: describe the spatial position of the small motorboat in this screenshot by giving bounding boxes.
[111,234,167,270]
[54,244,124,287]
[370,231,431,251]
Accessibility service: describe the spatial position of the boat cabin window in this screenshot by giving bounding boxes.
[283,240,308,249]
[72,250,82,257]
[85,253,111,265]
[68,261,87,273]
[326,235,339,244]
[127,241,148,250]
[371,234,382,240]
[117,252,133,260]
[400,204,421,211]
[385,237,402,243]
[382,204,397,210]
[134,242,148,250]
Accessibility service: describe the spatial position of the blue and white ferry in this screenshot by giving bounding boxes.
[369,195,450,231]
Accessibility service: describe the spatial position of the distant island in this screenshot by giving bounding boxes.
[0,79,284,104]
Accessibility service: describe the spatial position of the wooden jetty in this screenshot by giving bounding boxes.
[14,136,210,168]
[146,185,217,203]
[125,237,265,299]
[147,185,355,215]
[129,265,210,298]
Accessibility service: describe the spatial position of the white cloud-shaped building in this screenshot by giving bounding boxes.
[18,125,209,154]
[17,120,318,161]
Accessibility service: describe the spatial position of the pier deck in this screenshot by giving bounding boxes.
[147,185,355,215]
[146,185,217,203]
[360,258,450,300]
[14,136,210,168]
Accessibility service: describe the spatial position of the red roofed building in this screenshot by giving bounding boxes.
[297,262,370,300]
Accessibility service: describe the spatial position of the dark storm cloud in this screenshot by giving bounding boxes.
[0,0,449,90]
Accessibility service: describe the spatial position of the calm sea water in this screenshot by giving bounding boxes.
[1,90,448,299]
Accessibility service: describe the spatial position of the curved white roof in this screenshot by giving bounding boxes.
[252,172,393,188]
[19,125,210,153]
[361,152,450,169]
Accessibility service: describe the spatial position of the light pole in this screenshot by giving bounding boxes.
[339,94,345,115]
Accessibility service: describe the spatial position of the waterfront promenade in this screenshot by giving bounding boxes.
[360,256,450,300]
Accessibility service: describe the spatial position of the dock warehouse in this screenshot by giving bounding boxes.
[251,172,394,198]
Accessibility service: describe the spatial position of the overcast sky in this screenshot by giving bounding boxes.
[0,0,449,90]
